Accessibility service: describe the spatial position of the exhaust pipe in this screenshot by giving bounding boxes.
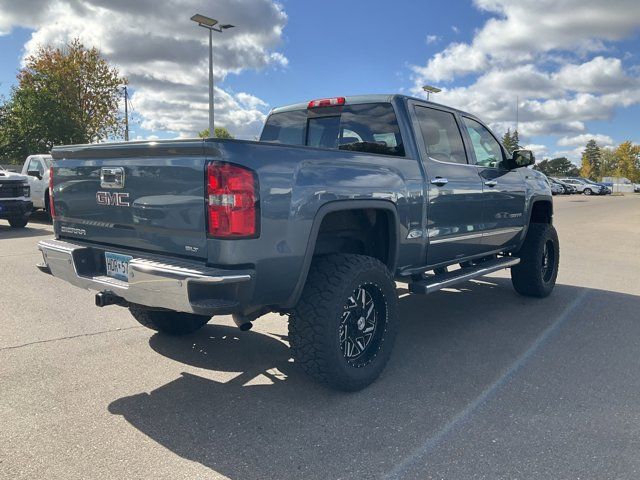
[232,314,253,331]
[231,307,272,331]
[95,291,126,308]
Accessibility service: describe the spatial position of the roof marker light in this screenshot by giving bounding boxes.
[307,97,346,109]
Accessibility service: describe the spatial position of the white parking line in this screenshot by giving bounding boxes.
[385,288,590,479]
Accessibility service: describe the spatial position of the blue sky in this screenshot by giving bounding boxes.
[1,0,639,162]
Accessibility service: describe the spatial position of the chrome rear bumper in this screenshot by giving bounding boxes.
[37,239,253,315]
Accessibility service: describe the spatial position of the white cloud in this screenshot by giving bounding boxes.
[415,0,640,82]
[524,144,548,158]
[235,92,269,110]
[410,0,640,160]
[557,133,614,147]
[554,56,639,93]
[0,0,288,138]
[426,35,440,45]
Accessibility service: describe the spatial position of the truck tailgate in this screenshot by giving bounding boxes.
[53,151,208,260]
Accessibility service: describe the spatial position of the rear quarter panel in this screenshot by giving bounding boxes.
[205,139,425,308]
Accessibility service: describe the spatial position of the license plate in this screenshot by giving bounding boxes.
[105,252,132,281]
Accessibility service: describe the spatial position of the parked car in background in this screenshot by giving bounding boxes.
[635,184,640,193]
[581,178,611,195]
[0,165,32,228]
[601,176,636,194]
[558,178,607,195]
[21,154,52,216]
[547,177,564,195]
[549,177,576,194]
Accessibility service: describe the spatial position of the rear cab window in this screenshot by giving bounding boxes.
[260,102,405,157]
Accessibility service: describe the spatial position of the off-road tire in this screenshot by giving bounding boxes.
[8,216,29,228]
[289,254,398,391]
[129,304,210,335]
[511,223,559,298]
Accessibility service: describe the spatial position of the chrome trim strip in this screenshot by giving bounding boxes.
[429,232,483,244]
[429,226,523,245]
[484,226,523,237]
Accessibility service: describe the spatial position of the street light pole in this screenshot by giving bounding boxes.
[208,28,214,136]
[190,14,235,137]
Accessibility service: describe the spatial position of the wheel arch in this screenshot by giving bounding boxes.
[519,197,553,249]
[284,200,400,308]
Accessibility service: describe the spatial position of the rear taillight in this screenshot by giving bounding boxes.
[307,97,345,108]
[206,162,258,238]
[48,166,56,219]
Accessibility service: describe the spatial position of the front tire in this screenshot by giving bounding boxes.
[289,254,398,391]
[511,223,559,298]
[129,304,210,335]
[583,188,592,195]
[8,216,29,228]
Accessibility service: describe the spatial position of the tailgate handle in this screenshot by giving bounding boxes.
[100,167,125,189]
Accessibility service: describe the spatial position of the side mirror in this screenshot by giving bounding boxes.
[27,169,42,179]
[512,149,535,168]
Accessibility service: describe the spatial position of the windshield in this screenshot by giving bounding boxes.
[261,102,405,157]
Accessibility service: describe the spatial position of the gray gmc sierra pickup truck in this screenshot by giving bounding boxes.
[37,94,558,391]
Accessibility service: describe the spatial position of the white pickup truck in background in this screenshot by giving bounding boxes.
[21,154,52,215]
[0,165,31,228]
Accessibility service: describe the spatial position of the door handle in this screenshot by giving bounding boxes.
[430,177,448,186]
[484,180,498,187]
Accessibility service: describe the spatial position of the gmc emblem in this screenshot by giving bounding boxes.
[96,191,130,207]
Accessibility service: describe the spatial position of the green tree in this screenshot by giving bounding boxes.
[0,39,126,164]
[579,139,601,180]
[501,128,522,154]
[533,157,579,177]
[198,127,234,139]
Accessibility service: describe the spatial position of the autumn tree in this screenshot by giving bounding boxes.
[599,147,618,179]
[613,141,640,182]
[198,127,234,139]
[0,39,126,163]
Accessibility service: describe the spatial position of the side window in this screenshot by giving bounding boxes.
[28,158,44,175]
[338,103,405,157]
[414,106,467,164]
[260,110,307,145]
[462,117,504,168]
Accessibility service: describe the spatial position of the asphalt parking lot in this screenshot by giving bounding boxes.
[1,195,639,480]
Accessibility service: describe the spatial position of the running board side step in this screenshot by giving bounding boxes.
[408,257,520,294]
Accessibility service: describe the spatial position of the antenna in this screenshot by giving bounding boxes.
[515,95,519,134]
[124,86,129,141]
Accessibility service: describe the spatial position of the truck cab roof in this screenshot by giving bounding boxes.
[270,93,474,119]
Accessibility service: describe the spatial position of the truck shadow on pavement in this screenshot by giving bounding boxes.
[108,279,639,480]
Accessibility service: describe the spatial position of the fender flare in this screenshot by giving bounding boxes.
[520,195,553,244]
[284,199,400,308]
